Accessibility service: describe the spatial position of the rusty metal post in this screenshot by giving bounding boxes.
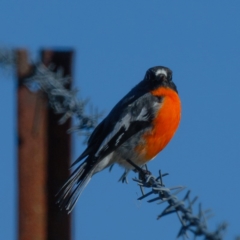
[42,50,73,240]
[17,49,73,240]
[17,49,48,240]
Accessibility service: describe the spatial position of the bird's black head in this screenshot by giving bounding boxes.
[144,66,178,93]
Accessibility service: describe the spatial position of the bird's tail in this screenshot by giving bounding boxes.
[57,158,95,213]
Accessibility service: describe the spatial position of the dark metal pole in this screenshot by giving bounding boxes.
[42,50,73,240]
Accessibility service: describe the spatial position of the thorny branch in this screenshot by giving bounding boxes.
[0,48,101,135]
[131,163,227,240]
[0,47,228,239]
[24,63,102,134]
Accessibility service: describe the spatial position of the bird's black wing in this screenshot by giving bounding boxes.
[73,81,147,165]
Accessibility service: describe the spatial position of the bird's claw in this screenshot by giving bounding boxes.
[126,159,152,181]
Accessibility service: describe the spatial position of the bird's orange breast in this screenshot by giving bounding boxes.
[136,87,181,163]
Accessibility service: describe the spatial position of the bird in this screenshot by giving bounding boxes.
[58,66,181,213]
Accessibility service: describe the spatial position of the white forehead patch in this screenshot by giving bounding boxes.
[155,69,167,77]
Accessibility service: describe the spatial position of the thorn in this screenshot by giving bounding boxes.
[140,185,145,195]
[157,195,176,205]
[148,196,162,203]
[171,187,186,196]
[183,190,191,201]
[137,190,154,200]
[152,187,170,193]
[169,186,185,191]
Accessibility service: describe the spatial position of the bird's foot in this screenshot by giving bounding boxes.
[118,169,130,183]
[126,159,152,181]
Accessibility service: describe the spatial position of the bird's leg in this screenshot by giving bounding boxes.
[125,159,152,181]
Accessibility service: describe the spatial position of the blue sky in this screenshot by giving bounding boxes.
[0,1,240,239]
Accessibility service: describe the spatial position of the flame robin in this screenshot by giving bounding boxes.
[58,66,181,212]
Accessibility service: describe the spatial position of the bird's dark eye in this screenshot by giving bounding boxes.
[146,71,155,81]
